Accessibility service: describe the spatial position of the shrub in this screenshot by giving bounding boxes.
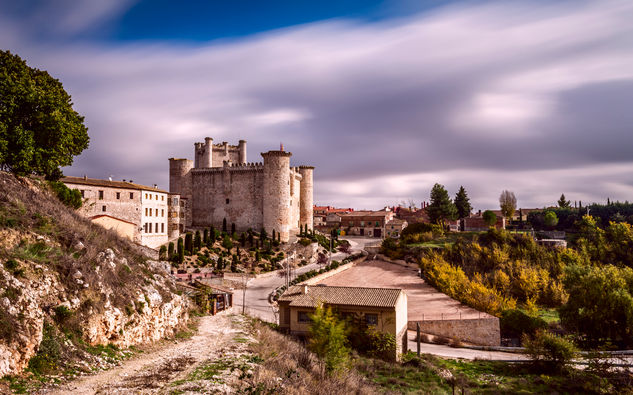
[523,330,577,372]
[53,305,73,325]
[48,181,82,209]
[309,304,350,373]
[158,245,167,260]
[222,235,234,250]
[499,309,547,338]
[299,238,312,247]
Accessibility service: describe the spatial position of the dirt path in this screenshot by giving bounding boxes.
[42,313,253,394]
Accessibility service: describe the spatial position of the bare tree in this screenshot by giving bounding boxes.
[499,190,517,219]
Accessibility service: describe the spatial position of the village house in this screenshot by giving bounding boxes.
[385,218,408,238]
[62,176,181,248]
[462,212,506,231]
[313,205,354,230]
[339,210,394,237]
[278,285,408,360]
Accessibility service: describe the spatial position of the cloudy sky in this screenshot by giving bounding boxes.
[2,0,633,210]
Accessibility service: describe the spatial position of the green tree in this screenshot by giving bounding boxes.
[544,211,559,229]
[158,245,167,260]
[177,238,184,264]
[483,210,497,227]
[231,222,236,235]
[309,304,350,373]
[184,233,193,255]
[194,230,202,251]
[499,190,517,219]
[222,218,227,232]
[222,234,233,250]
[216,256,224,271]
[260,227,268,241]
[168,242,174,259]
[0,51,90,179]
[557,193,571,208]
[203,228,208,244]
[523,330,577,372]
[559,264,633,346]
[255,250,260,262]
[427,183,457,228]
[453,186,472,219]
[48,181,82,209]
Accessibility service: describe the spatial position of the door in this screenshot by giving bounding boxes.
[374,228,382,238]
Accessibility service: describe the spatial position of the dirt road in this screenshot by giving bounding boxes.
[42,313,254,394]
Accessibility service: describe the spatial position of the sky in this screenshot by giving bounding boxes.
[1,0,633,210]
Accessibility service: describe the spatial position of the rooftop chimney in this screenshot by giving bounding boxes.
[280,142,284,151]
[302,285,308,295]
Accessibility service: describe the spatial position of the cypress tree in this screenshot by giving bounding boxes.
[177,237,184,263]
[272,229,276,241]
[194,230,202,251]
[217,256,223,270]
[255,250,260,262]
[240,232,246,247]
[185,233,193,255]
[261,228,267,241]
[231,222,236,235]
[222,218,227,232]
[168,242,174,259]
[203,228,208,243]
[248,232,254,246]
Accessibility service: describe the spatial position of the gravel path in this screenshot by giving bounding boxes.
[43,313,253,394]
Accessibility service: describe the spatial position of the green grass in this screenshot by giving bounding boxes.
[535,308,560,324]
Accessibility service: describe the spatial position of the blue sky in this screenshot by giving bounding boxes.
[1,0,633,210]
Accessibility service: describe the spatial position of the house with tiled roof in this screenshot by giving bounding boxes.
[62,176,183,248]
[278,285,408,360]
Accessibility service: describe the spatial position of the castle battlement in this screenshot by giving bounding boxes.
[169,138,314,241]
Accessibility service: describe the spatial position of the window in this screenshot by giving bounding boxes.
[147,223,151,233]
[98,190,104,200]
[174,197,179,206]
[145,193,148,199]
[161,195,164,201]
[102,205,106,212]
[145,208,148,216]
[161,223,164,233]
[365,313,378,326]
[298,311,311,323]
[116,192,120,200]
[155,194,158,200]
[349,221,354,227]
[155,223,159,233]
[130,192,134,199]
[149,194,152,200]
[80,190,85,198]
[144,223,147,233]
[376,221,380,227]
[161,209,164,217]
[360,221,365,227]
[226,198,229,204]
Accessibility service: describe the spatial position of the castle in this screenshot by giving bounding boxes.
[169,138,314,242]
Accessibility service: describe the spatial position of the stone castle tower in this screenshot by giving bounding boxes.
[169,138,313,242]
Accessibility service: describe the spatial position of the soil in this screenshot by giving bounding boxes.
[41,313,254,394]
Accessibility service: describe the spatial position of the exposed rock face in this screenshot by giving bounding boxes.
[0,247,190,377]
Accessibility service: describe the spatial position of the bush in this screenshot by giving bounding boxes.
[523,330,577,372]
[48,181,82,209]
[299,238,312,247]
[309,304,350,373]
[500,309,547,338]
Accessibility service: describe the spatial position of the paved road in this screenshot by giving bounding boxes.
[234,236,375,322]
[406,331,528,361]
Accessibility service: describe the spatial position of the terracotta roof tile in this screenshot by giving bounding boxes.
[278,285,403,308]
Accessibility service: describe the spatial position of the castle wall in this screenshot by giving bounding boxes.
[190,166,264,230]
[169,158,193,198]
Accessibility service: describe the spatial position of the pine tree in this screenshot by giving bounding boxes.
[427,183,457,228]
[453,186,472,219]
[558,194,571,208]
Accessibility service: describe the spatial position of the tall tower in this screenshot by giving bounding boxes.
[238,140,247,164]
[168,158,193,198]
[201,137,213,168]
[262,150,292,242]
[298,166,314,230]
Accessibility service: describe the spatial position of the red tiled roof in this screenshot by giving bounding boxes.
[279,286,403,308]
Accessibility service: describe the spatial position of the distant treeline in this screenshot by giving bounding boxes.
[527,202,633,231]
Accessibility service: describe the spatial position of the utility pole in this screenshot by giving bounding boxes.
[242,273,247,315]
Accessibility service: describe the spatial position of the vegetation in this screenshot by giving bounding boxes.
[427,183,457,228]
[499,190,517,219]
[523,330,578,373]
[308,304,350,373]
[453,185,472,219]
[482,209,496,227]
[0,50,89,179]
[47,181,82,209]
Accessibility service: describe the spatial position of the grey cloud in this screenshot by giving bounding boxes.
[1,1,633,208]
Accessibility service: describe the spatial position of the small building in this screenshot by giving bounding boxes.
[385,218,408,238]
[195,280,234,315]
[278,285,408,360]
[462,214,506,231]
[339,210,394,237]
[62,176,179,248]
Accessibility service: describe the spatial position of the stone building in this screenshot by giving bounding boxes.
[169,138,314,242]
[338,210,394,238]
[62,176,181,248]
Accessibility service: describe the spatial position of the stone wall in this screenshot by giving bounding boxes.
[300,257,366,285]
[262,151,292,242]
[408,317,501,346]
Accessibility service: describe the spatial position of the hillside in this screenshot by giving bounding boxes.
[0,172,191,378]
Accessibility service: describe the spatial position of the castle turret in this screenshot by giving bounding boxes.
[238,140,247,164]
[169,158,193,197]
[262,150,292,242]
[298,166,314,230]
[201,137,213,168]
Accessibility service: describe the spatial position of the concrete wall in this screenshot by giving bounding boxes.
[408,317,501,346]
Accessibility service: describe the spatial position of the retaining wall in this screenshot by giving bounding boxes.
[301,256,367,285]
[408,317,500,346]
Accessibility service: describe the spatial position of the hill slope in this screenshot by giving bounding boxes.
[0,172,190,377]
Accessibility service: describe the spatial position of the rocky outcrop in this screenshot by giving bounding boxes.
[0,247,190,377]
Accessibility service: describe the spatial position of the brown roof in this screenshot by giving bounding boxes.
[278,285,403,308]
[62,176,167,193]
[339,210,391,218]
[90,214,136,226]
[387,218,407,226]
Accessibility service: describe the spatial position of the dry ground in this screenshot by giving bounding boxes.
[317,259,493,320]
[41,313,254,394]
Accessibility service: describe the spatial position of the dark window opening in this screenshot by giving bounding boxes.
[102,205,106,212]
[130,192,134,199]
[298,311,310,323]
[226,198,230,204]
[116,192,120,199]
[98,190,104,200]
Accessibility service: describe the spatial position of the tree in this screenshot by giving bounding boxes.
[557,194,571,208]
[168,242,174,259]
[0,50,89,179]
[184,233,193,255]
[158,245,167,260]
[499,190,517,219]
[453,186,472,219]
[222,218,227,232]
[177,238,184,264]
[203,228,208,244]
[231,222,236,236]
[309,304,350,373]
[194,230,202,251]
[544,211,559,229]
[427,183,457,228]
[483,210,497,227]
